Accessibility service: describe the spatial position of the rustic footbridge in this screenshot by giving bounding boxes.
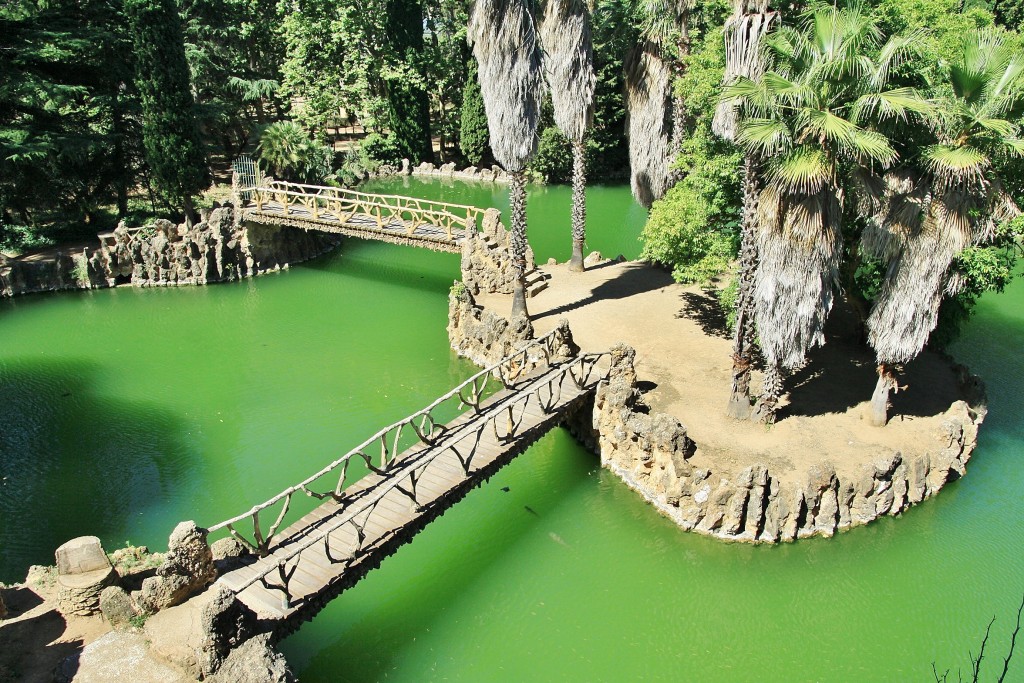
[237,178,490,253]
[207,329,607,632]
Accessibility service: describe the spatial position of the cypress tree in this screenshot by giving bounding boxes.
[125,0,208,223]
[459,58,491,166]
[385,0,433,163]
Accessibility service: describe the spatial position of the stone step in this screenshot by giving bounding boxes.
[526,280,548,298]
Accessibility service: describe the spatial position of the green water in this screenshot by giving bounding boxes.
[1,181,1022,682]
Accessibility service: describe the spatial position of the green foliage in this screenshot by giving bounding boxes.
[125,0,209,213]
[530,127,573,183]
[384,0,432,162]
[359,133,403,166]
[932,217,1022,348]
[71,254,90,286]
[717,276,739,333]
[459,59,491,165]
[257,121,332,183]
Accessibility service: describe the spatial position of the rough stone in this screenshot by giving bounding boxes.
[57,567,117,616]
[137,521,215,612]
[211,537,250,573]
[207,633,296,683]
[99,585,142,627]
[55,631,190,683]
[583,251,603,268]
[56,536,111,576]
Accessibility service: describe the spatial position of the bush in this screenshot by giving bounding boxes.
[641,179,739,284]
[257,121,333,184]
[359,133,403,167]
[529,126,572,183]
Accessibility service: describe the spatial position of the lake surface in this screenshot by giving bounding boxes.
[0,179,1021,681]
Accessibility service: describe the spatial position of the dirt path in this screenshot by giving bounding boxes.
[478,259,967,486]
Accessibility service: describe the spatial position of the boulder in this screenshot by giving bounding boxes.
[211,537,251,573]
[207,633,295,683]
[136,521,215,612]
[100,585,142,627]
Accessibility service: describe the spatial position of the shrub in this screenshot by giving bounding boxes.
[359,133,403,166]
[257,121,333,184]
[529,126,572,183]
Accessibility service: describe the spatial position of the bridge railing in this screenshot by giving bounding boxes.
[215,344,610,607]
[208,328,584,560]
[246,180,490,241]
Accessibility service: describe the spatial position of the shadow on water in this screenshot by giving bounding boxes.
[0,358,199,583]
[294,239,460,294]
[281,431,596,682]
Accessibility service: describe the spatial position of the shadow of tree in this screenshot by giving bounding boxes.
[778,305,963,420]
[675,288,731,339]
[534,261,675,321]
[0,589,81,683]
[0,358,199,583]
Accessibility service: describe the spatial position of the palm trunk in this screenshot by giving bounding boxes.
[509,170,530,319]
[870,363,898,427]
[751,361,783,424]
[727,154,761,419]
[569,139,587,272]
[669,18,691,158]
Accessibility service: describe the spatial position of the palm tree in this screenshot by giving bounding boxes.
[726,5,925,423]
[626,40,674,209]
[639,0,693,155]
[713,0,778,419]
[468,0,544,319]
[862,30,1024,426]
[539,0,595,272]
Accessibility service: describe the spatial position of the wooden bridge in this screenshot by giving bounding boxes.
[237,178,491,253]
[207,329,607,632]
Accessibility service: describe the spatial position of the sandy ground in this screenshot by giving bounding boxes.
[0,580,109,683]
[477,259,967,484]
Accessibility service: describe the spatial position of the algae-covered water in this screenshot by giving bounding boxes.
[0,180,1021,681]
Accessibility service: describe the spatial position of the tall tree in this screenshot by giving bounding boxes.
[386,0,433,162]
[539,0,596,271]
[459,58,492,165]
[863,29,1024,426]
[713,0,778,419]
[626,40,674,208]
[468,0,544,319]
[726,5,924,423]
[125,0,208,224]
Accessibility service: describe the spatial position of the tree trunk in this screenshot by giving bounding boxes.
[726,154,761,419]
[183,194,196,228]
[751,361,783,425]
[569,139,587,272]
[870,363,898,427]
[509,170,530,320]
[669,13,691,159]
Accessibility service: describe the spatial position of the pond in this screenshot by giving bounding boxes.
[0,179,1021,681]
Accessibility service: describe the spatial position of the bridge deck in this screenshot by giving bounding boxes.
[244,202,471,253]
[216,361,596,622]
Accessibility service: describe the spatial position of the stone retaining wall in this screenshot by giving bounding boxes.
[588,345,986,542]
[0,206,340,298]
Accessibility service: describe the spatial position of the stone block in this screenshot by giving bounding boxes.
[56,536,111,576]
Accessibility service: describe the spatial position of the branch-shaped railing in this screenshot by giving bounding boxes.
[245,180,491,242]
[214,345,608,608]
[208,328,577,558]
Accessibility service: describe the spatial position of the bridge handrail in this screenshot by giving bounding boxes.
[257,180,489,228]
[262,179,489,217]
[220,349,610,598]
[207,328,570,546]
[253,185,473,226]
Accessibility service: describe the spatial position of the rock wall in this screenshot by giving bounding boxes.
[0,206,340,298]
[460,208,536,296]
[590,345,987,543]
[408,160,511,183]
[447,285,534,367]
